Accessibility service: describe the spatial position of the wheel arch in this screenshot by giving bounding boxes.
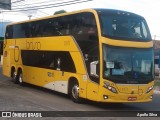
[17,67,23,74]
[17,67,22,72]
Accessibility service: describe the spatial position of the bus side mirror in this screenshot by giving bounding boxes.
[90,61,99,78]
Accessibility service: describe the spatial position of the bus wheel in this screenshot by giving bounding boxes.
[70,81,82,103]
[11,69,18,84]
[17,71,24,86]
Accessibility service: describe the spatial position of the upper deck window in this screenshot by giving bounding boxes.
[98,10,151,41]
[5,12,98,41]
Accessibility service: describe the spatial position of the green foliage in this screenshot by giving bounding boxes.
[155,81,160,86]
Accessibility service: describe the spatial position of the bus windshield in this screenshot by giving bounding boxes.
[103,45,154,84]
[98,10,151,41]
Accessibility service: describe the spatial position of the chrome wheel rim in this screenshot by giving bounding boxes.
[72,85,79,99]
[19,74,23,83]
[12,72,16,80]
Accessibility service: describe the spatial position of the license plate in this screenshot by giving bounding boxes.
[128,97,137,101]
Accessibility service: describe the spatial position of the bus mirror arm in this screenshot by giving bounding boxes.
[90,61,99,78]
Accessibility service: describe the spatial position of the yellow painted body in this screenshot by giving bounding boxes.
[2,9,154,103]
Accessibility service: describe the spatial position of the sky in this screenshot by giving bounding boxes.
[0,0,160,39]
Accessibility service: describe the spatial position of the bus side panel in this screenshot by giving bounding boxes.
[3,50,11,77]
[87,81,99,101]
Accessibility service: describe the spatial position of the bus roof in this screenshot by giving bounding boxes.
[7,8,144,26]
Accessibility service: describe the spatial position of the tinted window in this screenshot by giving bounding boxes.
[21,50,76,73]
[5,26,13,39]
[6,12,98,40]
[13,24,26,38]
[69,13,98,41]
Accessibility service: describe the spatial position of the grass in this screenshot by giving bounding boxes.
[154,81,160,86]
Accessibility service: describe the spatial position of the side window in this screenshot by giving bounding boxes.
[58,17,70,35]
[80,13,97,35]
[41,18,63,37]
[53,18,63,36]
[13,24,26,38]
[21,51,76,73]
[70,13,98,41]
[31,21,42,37]
[21,23,31,38]
[69,14,82,34]
[42,19,54,36]
[57,52,76,72]
[5,26,13,39]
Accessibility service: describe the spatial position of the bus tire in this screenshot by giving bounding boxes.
[11,68,18,84]
[17,70,24,86]
[70,81,82,103]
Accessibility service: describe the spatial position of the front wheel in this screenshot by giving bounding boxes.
[70,82,82,103]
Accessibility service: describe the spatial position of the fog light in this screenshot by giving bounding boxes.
[103,95,108,99]
[150,95,153,99]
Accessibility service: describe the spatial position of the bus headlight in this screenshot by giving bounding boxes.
[103,81,118,94]
[146,86,153,93]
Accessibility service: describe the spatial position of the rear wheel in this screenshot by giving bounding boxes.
[11,69,18,84]
[17,70,24,86]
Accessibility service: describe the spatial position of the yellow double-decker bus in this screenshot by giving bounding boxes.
[2,9,154,103]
